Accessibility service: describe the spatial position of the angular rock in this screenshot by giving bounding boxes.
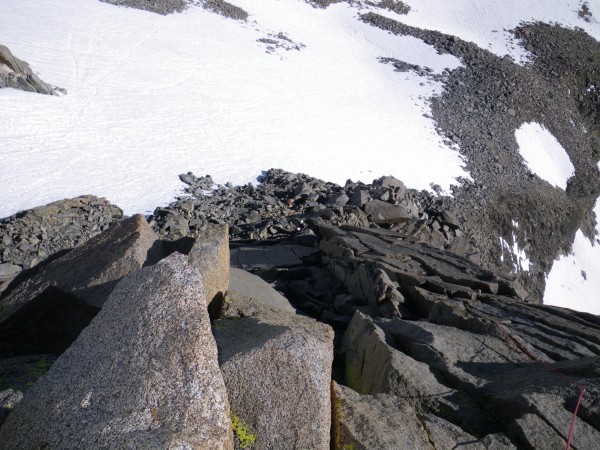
[363,199,418,224]
[0,253,234,449]
[0,215,161,353]
[214,292,334,449]
[332,382,433,449]
[189,224,229,317]
[379,175,407,197]
[348,189,370,208]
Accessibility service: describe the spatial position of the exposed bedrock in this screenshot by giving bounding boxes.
[361,13,600,300]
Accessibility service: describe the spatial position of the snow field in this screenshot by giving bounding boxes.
[0,0,465,217]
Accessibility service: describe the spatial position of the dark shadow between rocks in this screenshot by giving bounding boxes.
[0,286,98,355]
[159,237,195,258]
[214,318,289,365]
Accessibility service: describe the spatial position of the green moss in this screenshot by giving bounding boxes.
[32,357,52,378]
[230,412,256,449]
[342,445,354,450]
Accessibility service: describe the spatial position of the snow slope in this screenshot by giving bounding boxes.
[0,0,465,217]
[545,197,600,315]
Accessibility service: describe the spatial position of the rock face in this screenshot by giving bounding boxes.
[0,195,124,294]
[0,253,234,449]
[0,215,161,354]
[0,45,64,95]
[214,292,334,449]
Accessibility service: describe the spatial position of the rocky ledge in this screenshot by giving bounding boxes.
[0,170,599,448]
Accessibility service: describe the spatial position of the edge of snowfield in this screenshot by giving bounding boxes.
[0,0,466,218]
[1,0,600,314]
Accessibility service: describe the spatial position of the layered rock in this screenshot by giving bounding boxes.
[0,252,234,449]
[0,45,64,95]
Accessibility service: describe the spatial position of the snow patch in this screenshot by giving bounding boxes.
[515,122,575,190]
[544,197,600,315]
[499,221,530,272]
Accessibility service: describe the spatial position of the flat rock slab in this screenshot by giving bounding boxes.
[229,267,295,313]
[214,294,333,449]
[0,253,233,449]
[0,215,161,353]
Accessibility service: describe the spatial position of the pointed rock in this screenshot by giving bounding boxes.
[0,253,234,449]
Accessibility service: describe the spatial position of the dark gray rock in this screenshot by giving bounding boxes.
[363,199,418,224]
[202,0,248,20]
[100,0,185,15]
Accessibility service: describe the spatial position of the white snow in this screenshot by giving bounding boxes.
[515,122,575,190]
[380,0,600,64]
[544,196,600,315]
[0,0,466,217]
[499,220,531,272]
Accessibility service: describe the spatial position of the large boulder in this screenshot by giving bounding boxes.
[0,252,234,449]
[0,215,161,353]
[214,292,334,449]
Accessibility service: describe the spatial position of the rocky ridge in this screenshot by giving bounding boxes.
[0,171,599,448]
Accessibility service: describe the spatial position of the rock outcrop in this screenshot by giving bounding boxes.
[0,215,160,354]
[214,289,334,449]
[0,45,64,95]
[0,252,234,449]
